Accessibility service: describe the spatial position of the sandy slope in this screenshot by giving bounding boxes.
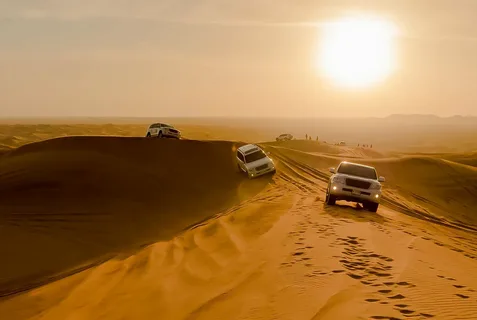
[1,139,477,320]
[0,137,273,296]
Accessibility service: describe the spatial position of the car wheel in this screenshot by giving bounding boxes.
[146,133,151,137]
[367,202,379,213]
[325,188,336,205]
[237,164,243,173]
[158,131,163,138]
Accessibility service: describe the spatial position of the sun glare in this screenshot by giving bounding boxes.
[318,16,397,89]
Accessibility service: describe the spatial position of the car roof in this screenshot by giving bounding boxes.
[150,123,171,126]
[339,161,376,170]
[238,144,261,155]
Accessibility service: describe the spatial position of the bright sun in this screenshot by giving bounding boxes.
[318,16,397,88]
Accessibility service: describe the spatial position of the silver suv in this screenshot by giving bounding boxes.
[236,144,276,179]
[146,123,181,139]
[325,161,385,212]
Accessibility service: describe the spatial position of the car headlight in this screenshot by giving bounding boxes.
[370,183,382,190]
[332,176,346,184]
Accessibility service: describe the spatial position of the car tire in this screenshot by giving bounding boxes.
[146,133,151,137]
[237,164,243,173]
[367,202,379,213]
[325,188,336,205]
[158,131,163,138]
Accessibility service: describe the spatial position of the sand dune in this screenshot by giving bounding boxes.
[1,136,477,320]
[268,140,385,159]
[441,152,477,168]
[0,136,273,297]
[267,142,477,229]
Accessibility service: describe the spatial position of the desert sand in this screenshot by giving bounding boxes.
[0,119,477,320]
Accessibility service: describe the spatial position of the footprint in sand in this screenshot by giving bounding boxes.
[453,284,465,288]
[399,309,415,315]
[396,281,415,288]
[456,293,469,299]
[420,313,435,318]
[365,298,380,303]
[378,289,392,294]
[292,252,305,256]
[388,294,405,300]
[332,269,345,273]
[369,270,392,277]
[347,273,363,280]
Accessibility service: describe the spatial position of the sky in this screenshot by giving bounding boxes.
[1,0,477,118]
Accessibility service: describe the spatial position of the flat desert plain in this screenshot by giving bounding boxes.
[0,118,477,320]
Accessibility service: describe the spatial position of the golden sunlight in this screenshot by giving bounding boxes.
[318,16,397,89]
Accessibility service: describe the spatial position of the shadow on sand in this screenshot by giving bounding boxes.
[322,201,387,224]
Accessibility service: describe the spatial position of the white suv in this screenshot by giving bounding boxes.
[236,144,276,179]
[326,161,385,212]
[146,123,181,139]
[276,133,293,141]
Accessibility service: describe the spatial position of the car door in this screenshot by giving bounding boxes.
[150,124,158,135]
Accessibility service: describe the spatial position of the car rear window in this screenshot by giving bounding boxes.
[245,150,267,163]
[337,163,377,180]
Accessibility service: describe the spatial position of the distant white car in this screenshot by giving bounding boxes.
[146,123,181,139]
[276,133,293,141]
[236,144,276,179]
[326,161,385,212]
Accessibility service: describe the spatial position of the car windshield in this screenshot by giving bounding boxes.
[244,150,267,163]
[337,163,377,179]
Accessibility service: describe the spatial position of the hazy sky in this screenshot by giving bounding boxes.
[1,0,477,118]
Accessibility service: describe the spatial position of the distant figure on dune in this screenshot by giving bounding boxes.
[305,134,308,140]
[316,136,319,141]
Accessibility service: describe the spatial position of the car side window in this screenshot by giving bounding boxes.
[151,124,158,129]
[237,151,244,162]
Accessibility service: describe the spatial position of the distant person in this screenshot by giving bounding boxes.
[371,144,373,148]
[316,136,319,141]
[358,143,360,147]
[305,134,308,140]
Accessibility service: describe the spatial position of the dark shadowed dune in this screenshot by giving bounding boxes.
[0,136,271,296]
